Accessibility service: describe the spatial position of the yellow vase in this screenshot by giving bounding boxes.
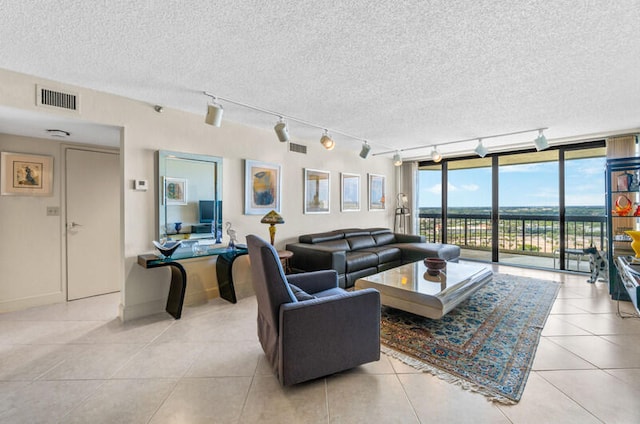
[625,230,640,258]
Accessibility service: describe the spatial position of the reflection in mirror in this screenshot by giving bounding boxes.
[157,150,222,243]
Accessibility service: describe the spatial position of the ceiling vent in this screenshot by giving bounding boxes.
[36,84,79,112]
[289,142,307,154]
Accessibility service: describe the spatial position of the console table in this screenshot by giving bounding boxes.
[137,245,248,319]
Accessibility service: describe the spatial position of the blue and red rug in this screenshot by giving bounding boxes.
[380,273,560,404]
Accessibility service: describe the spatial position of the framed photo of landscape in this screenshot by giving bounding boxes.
[304,168,330,214]
[1,152,53,196]
[341,173,360,212]
[245,159,281,215]
[368,173,385,211]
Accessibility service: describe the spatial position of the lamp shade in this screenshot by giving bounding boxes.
[274,120,289,142]
[261,210,284,245]
[359,142,371,158]
[205,103,224,127]
[320,132,335,150]
[260,210,284,224]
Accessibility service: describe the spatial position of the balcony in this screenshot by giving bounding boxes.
[418,212,607,272]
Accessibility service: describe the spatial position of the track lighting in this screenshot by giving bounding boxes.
[534,129,548,151]
[393,152,403,166]
[359,141,371,159]
[320,130,335,150]
[474,139,488,158]
[274,118,289,142]
[205,100,224,127]
[431,146,442,163]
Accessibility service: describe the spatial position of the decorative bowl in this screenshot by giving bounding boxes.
[152,240,182,258]
[424,258,446,276]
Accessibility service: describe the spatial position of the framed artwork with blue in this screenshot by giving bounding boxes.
[245,159,281,215]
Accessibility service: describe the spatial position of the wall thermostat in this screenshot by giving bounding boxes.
[134,179,148,191]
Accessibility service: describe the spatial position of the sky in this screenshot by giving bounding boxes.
[418,157,606,208]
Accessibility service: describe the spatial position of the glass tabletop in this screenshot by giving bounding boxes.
[358,260,492,297]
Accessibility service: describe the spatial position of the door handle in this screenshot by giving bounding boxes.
[68,222,83,229]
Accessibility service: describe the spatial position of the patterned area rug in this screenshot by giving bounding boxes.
[381,273,560,404]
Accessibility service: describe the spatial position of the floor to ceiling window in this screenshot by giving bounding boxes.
[417,141,606,271]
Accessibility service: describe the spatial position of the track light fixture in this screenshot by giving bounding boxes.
[534,129,548,151]
[274,118,289,142]
[320,130,335,150]
[431,146,442,163]
[359,141,371,159]
[474,138,488,158]
[393,152,403,166]
[205,98,224,127]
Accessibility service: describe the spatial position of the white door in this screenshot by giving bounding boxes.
[66,148,120,300]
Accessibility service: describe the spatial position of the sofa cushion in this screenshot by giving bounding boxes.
[345,251,379,272]
[299,231,344,244]
[347,235,376,250]
[343,230,370,238]
[373,232,396,246]
[360,246,402,263]
[316,239,351,251]
[395,242,461,263]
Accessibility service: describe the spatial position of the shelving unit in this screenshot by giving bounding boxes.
[605,156,640,304]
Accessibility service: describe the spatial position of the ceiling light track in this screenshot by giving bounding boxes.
[203,91,394,155]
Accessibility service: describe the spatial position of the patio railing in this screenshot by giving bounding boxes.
[418,213,606,257]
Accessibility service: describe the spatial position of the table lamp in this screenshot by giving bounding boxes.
[261,210,284,245]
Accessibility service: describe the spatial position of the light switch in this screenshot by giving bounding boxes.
[46,206,60,216]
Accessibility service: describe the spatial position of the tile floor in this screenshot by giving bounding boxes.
[1,263,639,423]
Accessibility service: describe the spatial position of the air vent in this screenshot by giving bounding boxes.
[289,142,307,154]
[36,85,79,112]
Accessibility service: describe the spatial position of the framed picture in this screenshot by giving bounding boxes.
[1,152,53,196]
[341,173,360,212]
[164,177,187,205]
[245,160,281,215]
[368,173,386,211]
[304,168,330,214]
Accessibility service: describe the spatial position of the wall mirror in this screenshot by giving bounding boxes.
[157,150,222,243]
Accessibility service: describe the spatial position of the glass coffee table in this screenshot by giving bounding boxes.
[355,261,493,319]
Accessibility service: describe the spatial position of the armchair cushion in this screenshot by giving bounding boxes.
[288,284,316,301]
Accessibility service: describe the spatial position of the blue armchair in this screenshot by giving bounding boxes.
[246,234,381,385]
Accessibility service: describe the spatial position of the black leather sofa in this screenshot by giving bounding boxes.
[285,228,461,288]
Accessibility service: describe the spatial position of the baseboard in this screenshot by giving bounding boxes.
[119,298,166,322]
[0,291,65,313]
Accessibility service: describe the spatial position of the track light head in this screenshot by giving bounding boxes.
[431,146,442,163]
[320,130,335,150]
[534,129,548,151]
[359,141,371,159]
[205,101,224,127]
[274,118,289,142]
[474,139,488,158]
[393,152,402,166]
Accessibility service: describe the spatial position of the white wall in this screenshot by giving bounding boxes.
[0,134,64,310]
[0,68,398,319]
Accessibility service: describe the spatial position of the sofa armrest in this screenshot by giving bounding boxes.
[285,243,347,274]
[286,270,338,293]
[394,233,425,243]
[278,288,381,385]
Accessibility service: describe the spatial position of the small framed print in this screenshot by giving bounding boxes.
[245,160,281,215]
[163,177,187,205]
[1,152,53,196]
[304,168,330,214]
[341,173,360,212]
[368,173,386,211]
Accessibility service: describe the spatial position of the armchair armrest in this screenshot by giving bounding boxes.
[286,270,338,294]
[278,288,381,385]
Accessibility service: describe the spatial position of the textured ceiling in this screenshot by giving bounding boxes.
[1,1,639,159]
